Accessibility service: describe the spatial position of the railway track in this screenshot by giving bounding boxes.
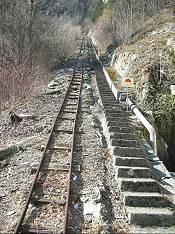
[10,35,175,234]
[13,38,86,234]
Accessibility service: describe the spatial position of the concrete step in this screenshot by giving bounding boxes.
[97,83,110,87]
[101,97,116,101]
[113,146,144,157]
[133,226,175,233]
[100,92,113,95]
[99,91,113,94]
[102,99,117,104]
[105,110,122,115]
[97,86,111,89]
[111,138,139,147]
[120,178,166,193]
[101,99,118,103]
[104,106,121,112]
[100,95,115,98]
[98,90,114,95]
[109,126,133,133]
[99,89,113,91]
[105,112,123,117]
[98,83,109,86]
[117,166,153,178]
[107,117,128,124]
[105,112,131,119]
[99,91,114,94]
[105,113,124,118]
[97,82,110,85]
[103,105,121,111]
[99,89,112,92]
[102,103,119,108]
[110,132,137,140]
[127,207,175,226]
[102,100,119,104]
[99,92,113,94]
[100,94,116,99]
[115,157,149,167]
[101,96,116,99]
[100,96,117,100]
[124,192,174,208]
[107,121,129,128]
[102,103,120,108]
[97,82,109,86]
[105,105,122,113]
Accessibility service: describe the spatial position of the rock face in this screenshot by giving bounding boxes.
[111,51,137,79]
[109,12,175,171]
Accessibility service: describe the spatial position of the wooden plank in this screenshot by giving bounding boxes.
[21,226,52,234]
[32,198,66,206]
[31,165,70,174]
[58,117,75,121]
[67,97,78,99]
[54,129,73,134]
[65,103,77,106]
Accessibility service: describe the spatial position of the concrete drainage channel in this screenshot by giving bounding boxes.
[89,41,175,233]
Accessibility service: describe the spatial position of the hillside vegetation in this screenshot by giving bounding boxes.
[91,3,175,170]
[0,0,81,112]
[1,0,175,169]
[109,8,175,170]
[91,0,175,50]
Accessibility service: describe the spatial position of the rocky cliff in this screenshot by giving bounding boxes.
[110,9,175,171]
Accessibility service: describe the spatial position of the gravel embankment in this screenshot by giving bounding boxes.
[0,68,73,233]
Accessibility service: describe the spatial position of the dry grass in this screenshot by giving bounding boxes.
[106,67,117,82]
[106,67,124,91]
[0,64,51,113]
[130,8,175,45]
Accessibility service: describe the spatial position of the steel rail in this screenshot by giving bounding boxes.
[13,38,85,234]
[63,65,83,234]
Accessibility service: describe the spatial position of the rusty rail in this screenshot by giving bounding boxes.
[13,38,85,234]
[63,65,83,234]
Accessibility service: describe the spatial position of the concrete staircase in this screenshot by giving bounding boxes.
[93,60,175,232]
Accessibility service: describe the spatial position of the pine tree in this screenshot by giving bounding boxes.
[91,0,104,22]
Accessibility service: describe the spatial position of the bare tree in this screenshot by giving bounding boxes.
[0,0,81,112]
[93,0,174,49]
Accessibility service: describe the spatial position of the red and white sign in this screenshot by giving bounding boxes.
[122,77,134,87]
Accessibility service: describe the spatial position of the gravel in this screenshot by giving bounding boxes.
[0,44,130,234]
[67,52,130,233]
[0,68,73,233]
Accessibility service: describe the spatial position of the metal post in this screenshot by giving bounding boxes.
[126,87,129,112]
[127,98,157,156]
